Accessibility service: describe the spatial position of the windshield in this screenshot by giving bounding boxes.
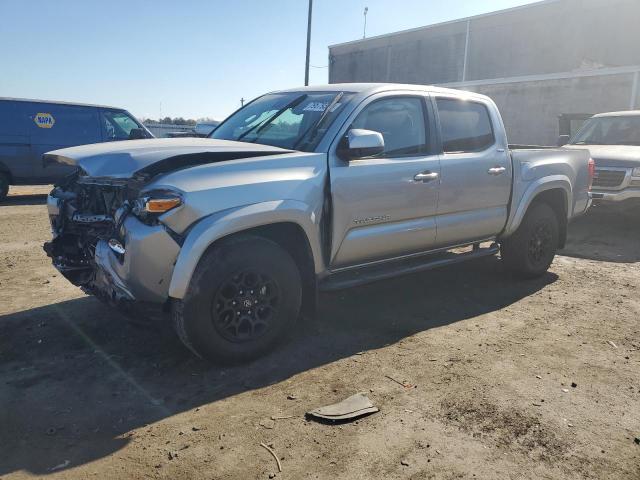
[210,91,352,151]
[571,116,640,146]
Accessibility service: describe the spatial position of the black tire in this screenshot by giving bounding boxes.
[0,173,9,201]
[172,236,302,363]
[501,202,559,278]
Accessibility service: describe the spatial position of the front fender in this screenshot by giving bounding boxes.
[502,175,572,237]
[167,200,323,299]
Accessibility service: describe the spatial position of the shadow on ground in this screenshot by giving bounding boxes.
[0,257,556,476]
[562,202,640,263]
[0,194,47,206]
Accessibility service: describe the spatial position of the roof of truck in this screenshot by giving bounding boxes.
[0,96,125,110]
[593,110,640,118]
[274,83,489,100]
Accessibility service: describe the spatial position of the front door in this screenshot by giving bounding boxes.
[432,96,511,247]
[329,93,441,269]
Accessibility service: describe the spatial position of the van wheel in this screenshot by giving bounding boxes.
[0,173,9,201]
[172,236,302,363]
[500,202,559,278]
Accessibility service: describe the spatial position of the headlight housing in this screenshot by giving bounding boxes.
[632,167,640,177]
[132,191,182,219]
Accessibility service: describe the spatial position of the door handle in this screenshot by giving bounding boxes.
[487,166,507,176]
[414,171,439,182]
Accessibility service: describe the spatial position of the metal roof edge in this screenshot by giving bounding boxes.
[328,0,562,50]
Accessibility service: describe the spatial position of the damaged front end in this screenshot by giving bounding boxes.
[44,171,182,312]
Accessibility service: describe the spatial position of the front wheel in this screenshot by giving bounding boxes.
[172,236,302,363]
[500,202,559,278]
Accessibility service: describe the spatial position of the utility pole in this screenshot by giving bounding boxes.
[304,0,313,86]
[363,6,368,39]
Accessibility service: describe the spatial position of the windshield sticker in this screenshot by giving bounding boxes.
[303,102,329,112]
[34,113,55,129]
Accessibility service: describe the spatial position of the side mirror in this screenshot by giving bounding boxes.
[338,129,385,160]
[557,134,570,147]
[129,128,146,140]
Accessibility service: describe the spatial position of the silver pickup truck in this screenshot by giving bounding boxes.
[44,84,592,362]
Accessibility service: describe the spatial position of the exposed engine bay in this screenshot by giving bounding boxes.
[43,172,143,291]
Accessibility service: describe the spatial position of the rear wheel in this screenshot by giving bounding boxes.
[172,236,302,363]
[0,173,9,201]
[501,202,559,278]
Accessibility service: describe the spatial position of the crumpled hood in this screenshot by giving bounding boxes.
[44,138,292,178]
[565,144,640,168]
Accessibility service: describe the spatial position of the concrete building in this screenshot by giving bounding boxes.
[328,0,640,145]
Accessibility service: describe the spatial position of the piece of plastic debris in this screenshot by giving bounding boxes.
[287,394,297,400]
[607,341,618,348]
[401,460,409,466]
[562,389,569,393]
[49,460,70,471]
[306,393,379,422]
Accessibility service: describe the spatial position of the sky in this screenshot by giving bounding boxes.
[0,0,536,120]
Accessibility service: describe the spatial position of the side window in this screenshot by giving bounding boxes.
[102,111,141,141]
[436,98,495,153]
[351,97,427,157]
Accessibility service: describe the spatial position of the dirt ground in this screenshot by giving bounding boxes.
[0,185,638,480]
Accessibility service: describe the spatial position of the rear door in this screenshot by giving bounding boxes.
[433,96,511,247]
[329,92,441,268]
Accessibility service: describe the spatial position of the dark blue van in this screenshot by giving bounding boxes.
[0,98,153,199]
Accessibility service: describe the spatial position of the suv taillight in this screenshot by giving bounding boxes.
[588,158,595,191]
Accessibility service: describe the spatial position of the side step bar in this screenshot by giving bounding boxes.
[319,243,500,292]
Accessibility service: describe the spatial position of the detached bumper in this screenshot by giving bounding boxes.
[91,216,181,304]
[590,188,640,202]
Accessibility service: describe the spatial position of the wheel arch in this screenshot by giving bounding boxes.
[0,162,13,183]
[168,201,323,317]
[502,177,571,248]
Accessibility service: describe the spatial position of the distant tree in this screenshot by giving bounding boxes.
[145,117,198,126]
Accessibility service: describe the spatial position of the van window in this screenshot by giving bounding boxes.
[102,111,142,141]
[436,99,494,153]
[350,97,427,156]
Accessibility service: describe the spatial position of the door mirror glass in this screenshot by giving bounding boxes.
[557,134,570,146]
[339,129,385,160]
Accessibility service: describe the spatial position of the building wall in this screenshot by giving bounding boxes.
[328,0,640,145]
[467,73,637,145]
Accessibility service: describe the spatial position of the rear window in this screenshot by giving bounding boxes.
[436,99,494,153]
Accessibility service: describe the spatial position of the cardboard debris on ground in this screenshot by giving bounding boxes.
[306,393,379,422]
